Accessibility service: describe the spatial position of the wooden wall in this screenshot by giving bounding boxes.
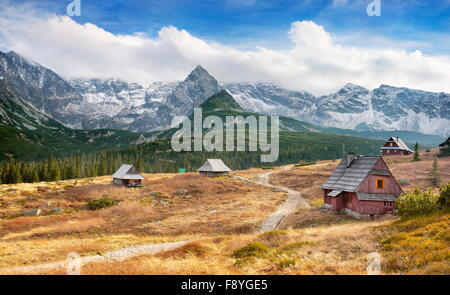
[357,158,402,195]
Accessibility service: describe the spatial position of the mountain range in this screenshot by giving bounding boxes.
[0,76,155,160]
[0,50,448,155]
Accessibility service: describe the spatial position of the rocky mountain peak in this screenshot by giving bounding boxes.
[339,83,369,94]
[185,65,217,84]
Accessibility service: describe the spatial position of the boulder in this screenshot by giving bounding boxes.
[23,209,41,216]
[175,188,188,195]
[273,187,285,192]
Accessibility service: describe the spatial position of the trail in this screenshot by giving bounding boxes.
[0,240,188,275]
[234,165,310,233]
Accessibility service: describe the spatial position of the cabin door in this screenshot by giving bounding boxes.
[342,193,351,209]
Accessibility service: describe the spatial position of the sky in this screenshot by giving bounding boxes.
[0,0,449,95]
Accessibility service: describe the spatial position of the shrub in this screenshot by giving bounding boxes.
[279,241,316,253]
[87,198,118,210]
[232,242,269,259]
[396,188,439,217]
[276,258,297,268]
[259,230,287,239]
[438,182,450,209]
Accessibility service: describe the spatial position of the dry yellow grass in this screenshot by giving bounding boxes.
[0,172,283,269]
[1,152,448,274]
[385,150,450,193]
[36,220,389,275]
[269,160,337,203]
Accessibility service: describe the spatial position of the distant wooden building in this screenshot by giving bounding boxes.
[439,136,450,150]
[380,137,413,156]
[321,153,403,219]
[112,164,144,187]
[198,159,231,177]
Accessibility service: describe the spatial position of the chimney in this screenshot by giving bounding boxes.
[347,152,356,167]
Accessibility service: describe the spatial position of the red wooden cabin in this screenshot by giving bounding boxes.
[380,137,413,156]
[321,153,403,219]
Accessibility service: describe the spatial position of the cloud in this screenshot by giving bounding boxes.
[0,4,450,95]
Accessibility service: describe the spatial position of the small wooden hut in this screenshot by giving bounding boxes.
[112,164,144,187]
[380,137,413,155]
[198,159,231,177]
[439,136,450,150]
[321,153,403,219]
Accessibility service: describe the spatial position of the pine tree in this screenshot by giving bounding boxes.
[429,158,441,188]
[413,142,420,161]
[31,168,40,183]
[12,164,22,184]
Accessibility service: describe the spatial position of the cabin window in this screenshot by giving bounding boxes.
[384,201,394,207]
[386,150,390,154]
[376,179,384,189]
[390,143,393,147]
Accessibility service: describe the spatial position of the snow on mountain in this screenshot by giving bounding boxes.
[307,84,450,136]
[69,65,220,131]
[0,51,85,127]
[223,82,316,118]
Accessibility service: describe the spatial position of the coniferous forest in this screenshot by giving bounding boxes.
[0,132,385,185]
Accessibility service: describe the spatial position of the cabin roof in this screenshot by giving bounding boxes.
[439,136,450,147]
[381,137,413,152]
[112,164,144,180]
[198,159,231,172]
[321,156,380,192]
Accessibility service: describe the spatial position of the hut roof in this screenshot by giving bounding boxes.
[381,137,413,152]
[198,159,231,172]
[321,156,380,192]
[112,164,144,180]
[439,136,450,147]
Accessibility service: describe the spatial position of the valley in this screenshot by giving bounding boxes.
[0,150,448,275]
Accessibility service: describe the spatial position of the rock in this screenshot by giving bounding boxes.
[273,187,285,192]
[209,210,217,214]
[43,201,52,207]
[175,188,188,195]
[23,209,41,216]
[52,208,63,214]
[184,195,193,199]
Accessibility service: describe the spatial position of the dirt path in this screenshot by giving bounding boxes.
[234,165,310,233]
[0,240,188,275]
